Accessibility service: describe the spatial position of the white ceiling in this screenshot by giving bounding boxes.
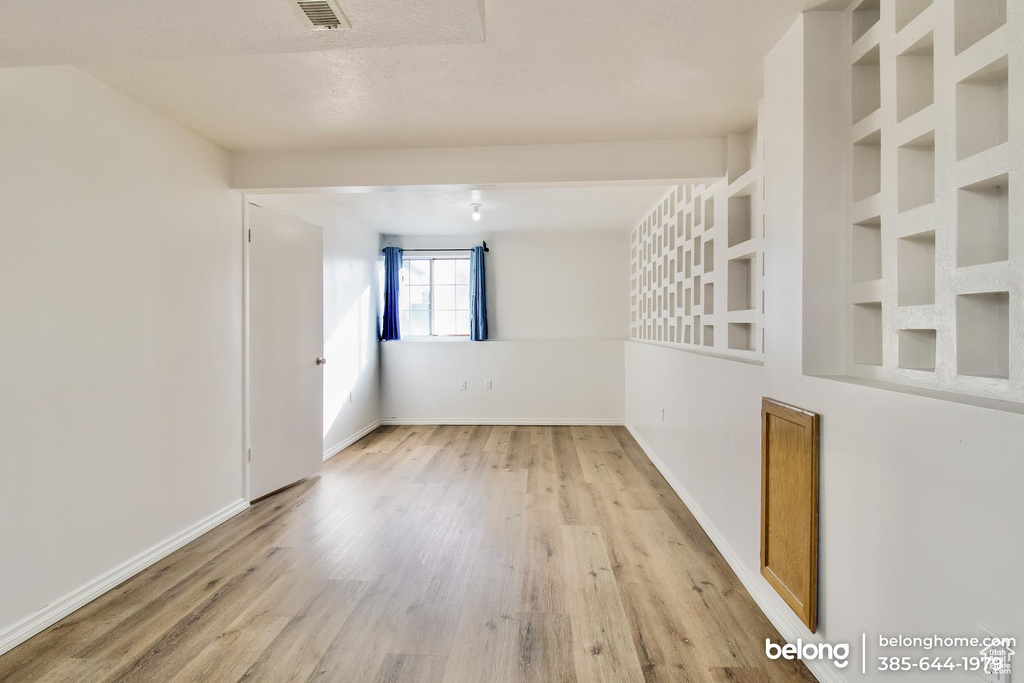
[0,0,485,65]
[40,0,834,152]
[254,185,674,235]
[1,0,830,153]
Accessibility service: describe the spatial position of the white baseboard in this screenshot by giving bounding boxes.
[323,420,383,461]
[624,422,846,683]
[0,498,249,658]
[380,418,624,426]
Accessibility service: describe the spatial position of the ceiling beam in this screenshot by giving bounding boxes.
[230,138,726,191]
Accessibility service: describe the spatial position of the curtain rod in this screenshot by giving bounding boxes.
[383,241,488,254]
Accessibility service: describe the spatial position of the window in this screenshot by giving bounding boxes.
[399,257,471,336]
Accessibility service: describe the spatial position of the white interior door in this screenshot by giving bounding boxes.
[249,203,324,500]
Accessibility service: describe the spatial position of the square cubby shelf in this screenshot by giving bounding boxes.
[852,44,881,124]
[897,230,936,306]
[852,0,880,43]
[852,216,882,283]
[957,292,1009,379]
[898,328,937,371]
[727,255,756,312]
[728,322,756,352]
[703,324,715,348]
[704,281,715,315]
[896,0,931,33]
[703,239,715,274]
[896,32,934,122]
[853,130,881,202]
[954,0,1006,55]
[897,131,935,212]
[854,302,883,366]
[728,183,756,247]
[956,56,1008,160]
[958,173,1009,267]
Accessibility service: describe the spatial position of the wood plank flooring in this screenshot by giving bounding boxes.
[0,425,817,682]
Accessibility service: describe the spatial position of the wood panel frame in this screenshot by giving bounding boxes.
[760,398,819,632]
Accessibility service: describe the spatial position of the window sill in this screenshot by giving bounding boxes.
[387,337,474,343]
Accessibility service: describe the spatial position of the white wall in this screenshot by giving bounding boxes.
[489,230,630,340]
[626,14,1024,682]
[0,67,244,645]
[382,340,624,424]
[232,138,726,190]
[380,230,628,423]
[321,222,381,454]
[252,197,383,457]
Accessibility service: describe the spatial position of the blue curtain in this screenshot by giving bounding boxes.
[470,246,488,341]
[381,246,402,341]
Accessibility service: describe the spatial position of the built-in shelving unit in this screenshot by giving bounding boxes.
[898,328,937,371]
[956,56,1008,160]
[843,0,1020,402]
[953,0,1005,55]
[630,114,765,360]
[896,31,934,122]
[896,131,935,212]
[896,0,931,33]
[957,173,1009,267]
[852,216,883,283]
[852,45,881,123]
[852,0,880,43]
[853,130,882,202]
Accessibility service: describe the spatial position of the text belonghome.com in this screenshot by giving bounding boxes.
[765,633,1015,676]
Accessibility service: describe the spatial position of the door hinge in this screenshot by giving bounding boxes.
[248,229,251,243]
[247,447,252,462]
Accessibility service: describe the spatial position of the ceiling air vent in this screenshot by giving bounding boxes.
[296,0,350,30]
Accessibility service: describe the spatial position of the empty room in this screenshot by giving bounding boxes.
[1,0,1021,681]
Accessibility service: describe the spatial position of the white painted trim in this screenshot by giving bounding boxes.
[0,499,249,658]
[624,422,845,683]
[323,420,382,461]
[242,198,252,503]
[380,418,624,426]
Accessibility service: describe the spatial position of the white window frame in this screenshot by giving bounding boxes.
[400,254,471,338]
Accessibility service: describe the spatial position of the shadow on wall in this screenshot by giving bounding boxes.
[323,285,372,438]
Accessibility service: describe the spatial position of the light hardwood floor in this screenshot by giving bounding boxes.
[0,425,817,682]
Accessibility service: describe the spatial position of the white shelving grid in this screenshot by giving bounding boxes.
[630,111,766,361]
[845,0,1021,402]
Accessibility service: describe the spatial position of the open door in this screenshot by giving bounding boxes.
[248,203,324,500]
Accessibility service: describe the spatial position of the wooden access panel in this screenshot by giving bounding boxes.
[760,398,819,632]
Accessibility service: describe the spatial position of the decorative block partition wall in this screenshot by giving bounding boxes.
[630,115,765,360]
[845,0,1022,401]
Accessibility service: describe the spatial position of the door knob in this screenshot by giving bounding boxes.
[316,357,327,366]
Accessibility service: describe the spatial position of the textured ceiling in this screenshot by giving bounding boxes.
[0,0,485,65]
[5,0,828,152]
[254,185,674,235]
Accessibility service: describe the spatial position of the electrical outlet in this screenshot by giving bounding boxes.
[459,380,467,391]
[485,379,492,390]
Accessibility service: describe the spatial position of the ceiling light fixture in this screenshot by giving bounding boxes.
[470,203,482,221]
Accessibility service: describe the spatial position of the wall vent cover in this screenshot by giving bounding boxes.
[296,0,350,30]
